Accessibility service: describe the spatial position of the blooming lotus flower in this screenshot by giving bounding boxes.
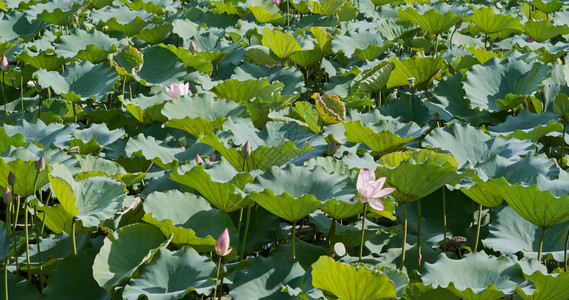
[1,55,8,71]
[165,82,189,99]
[215,228,232,256]
[354,168,396,211]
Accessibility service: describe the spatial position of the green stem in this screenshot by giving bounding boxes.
[433,34,440,57]
[443,186,447,251]
[400,204,407,270]
[327,218,336,252]
[562,123,566,161]
[239,206,252,261]
[417,199,422,268]
[24,202,31,282]
[71,218,77,255]
[359,203,367,262]
[213,256,222,299]
[1,70,6,110]
[475,203,483,252]
[12,193,19,273]
[287,0,290,26]
[4,257,7,300]
[237,208,243,239]
[41,192,51,235]
[538,227,546,263]
[291,221,297,260]
[564,228,568,271]
[72,102,77,124]
[122,76,126,100]
[33,210,42,291]
[20,64,23,111]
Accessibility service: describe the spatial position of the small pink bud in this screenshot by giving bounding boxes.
[456,20,462,29]
[36,156,45,172]
[328,139,337,155]
[1,55,8,71]
[241,141,251,158]
[215,227,232,256]
[8,172,15,186]
[189,41,196,54]
[3,186,11,205]
[196,154,204,164]
[528,37,534,43]
[272,0,279,5]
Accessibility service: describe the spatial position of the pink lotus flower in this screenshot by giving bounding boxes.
[196,154,204,164]
[215,228,232,256]
[273,0,279,5]
[354,169,396,211]
[165,82,189,99]
[1,55,8,71]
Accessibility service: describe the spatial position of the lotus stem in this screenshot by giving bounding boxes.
[71,217,77,255]
[5,200,10,300]
[24,201,31,282]
[1,70,6,110]
[563,231,569,272]
[41,192,52,235]
[19,63,23,111]
[122,76,126,100]
[287,0,290,26]
[72,102,77,123]
[291,220,297,260]
[327,218,336,253]
[417,199,422,268]
[237,208,243,238]
[443,186,447,251]
[359,203,368,262]
[538,227,546,263]
[33,210,43,291]
[475,203,483,252]
[12,193,19,273]
[3,257,7,300]
[213,256,222,299]
[239,205,252,261]
[433,34,440,57]
[562,123,566,161]
[400,204,407,270]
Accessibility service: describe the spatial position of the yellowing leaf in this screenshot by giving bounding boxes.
[313,93,346,124]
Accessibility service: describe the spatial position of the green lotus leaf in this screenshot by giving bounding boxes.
[524,20,569,43]
[231,63,304,95]
[290,48,323,68]
[245,45,282,66]
[0,0,5,11]
[74,155,145,187]
[2,120,76,148]
[376,150,460,203]
[496,176,569,229]
[135,46,187,86]
[484,205,569,262]
[70,122,125,153]
[466,46,501,64]
[468,7,523,37]
[460,178,504,208]
[423,122,535,168]
[109,45,144,76]
[1,273,40,300]
[230,255,306,299]
[123,247,216,299]
[36,61,118,101]
[398,7,462,35]
[169,159,253,212]
[332,29,391,60]
[343,119,423,156]
[261,28,301,59]
[554,92,569,124]
[464,58,549,112]
[119,0,171,14]
[531,0,563,14]
[211,78,280,103]
[310,211,378,249]
[91,5,154,36]
[320,198,366,220]
[200,133,311,172]
[247,0,286,24]
[422,252,533,300]
[290,0,311,14]
[125,133,185,170]
[132,22,174,44]
[313,93,346,124]
[142,189,238,251]
[386,56,446,89]
[0,11,43,41]
[163,94,246,137]
[310,27,333,55]
[28,0,89,26]
[89,0,113,9]
[273,237,328,268]
[17,50,68,71]
[303,156,358,177]
[210,0,250,17]
[517,270,569,300]
[48,163,126,228]
[93,223,167,290]
[486,110,562,141]
[42,249,109,300]
[292,101,322,132]
[312,256,397,300]
[54,28,119,63]
[0,127,27,153]
[157,43,213,73]
[0,158,48,197]
[351,61,394,93]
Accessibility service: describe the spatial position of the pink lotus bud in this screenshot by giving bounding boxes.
[8,172,15,186]
[189,41,196,54]
[36,156,45,172]
[328,139,337,155]
[456,20,462,29]
[210,152,217,162]
[241,141,251,158]
[215,227,232,256]
[165,82,189,99]
[3,186,11,205]
[1,55,8,71]
[196,154,204,164]
[528,37,534,43]
[272,0,279,5]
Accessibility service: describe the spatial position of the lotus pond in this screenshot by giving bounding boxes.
[2,0,569,298]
